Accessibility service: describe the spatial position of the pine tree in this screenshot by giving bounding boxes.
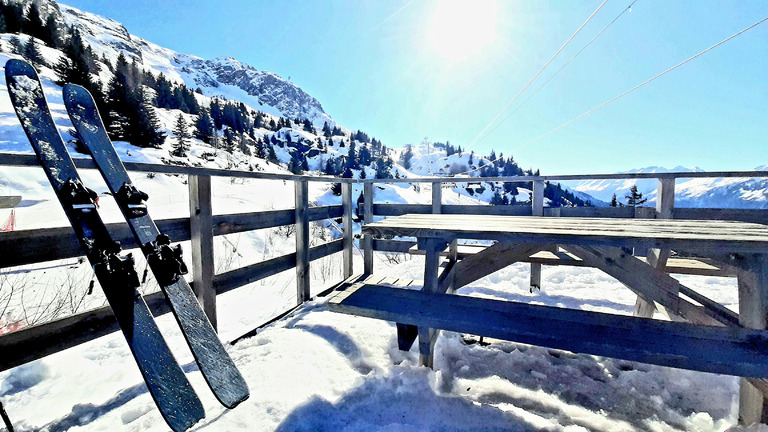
[624,185,647,207]
[358,145,372,166]
[288,151,303,174]
[24,3,47,43]
[255,138,266,159]
[22,37,44,67]
[224,128,236,153]
[194,109,215,144]
[322,121,331,138]
[375,158,392,179]
[347,140,358,169]
[400,144,413,170]
[2,2,23,34]
[44,15,61,48]
[490,190,504,205]
[267,145,278,164]
[610,193,618,207]
[172,114,190,157]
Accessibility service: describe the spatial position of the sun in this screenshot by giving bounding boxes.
[426,0,499,63]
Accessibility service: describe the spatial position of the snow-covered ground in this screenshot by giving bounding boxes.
[1,249,756,432]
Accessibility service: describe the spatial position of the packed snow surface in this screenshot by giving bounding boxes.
[1,3,767,431]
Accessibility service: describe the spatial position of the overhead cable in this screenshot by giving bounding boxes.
[477,0,639,145]
[454,15,768,176]
[467,0,608,148]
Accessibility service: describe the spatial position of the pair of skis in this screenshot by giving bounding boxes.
[5,59,248,431]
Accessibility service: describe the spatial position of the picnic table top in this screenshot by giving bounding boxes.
[361,214,768,253]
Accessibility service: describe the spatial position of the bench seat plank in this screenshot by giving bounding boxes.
[329,283,768,378]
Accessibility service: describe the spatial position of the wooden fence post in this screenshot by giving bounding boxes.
[363,182,374,275]
[189,174,216,330]
[635,178,675,318]
[432,181,442,214]
[342,182,353,278]
[530,180,545,290]
[295,180,310,303]
[739,254,768,424]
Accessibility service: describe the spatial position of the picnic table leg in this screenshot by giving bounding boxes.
[419,238,446,368]
[739,254,768,425]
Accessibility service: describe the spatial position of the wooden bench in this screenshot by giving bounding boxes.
[328,275,768,378]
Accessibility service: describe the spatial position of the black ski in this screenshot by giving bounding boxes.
[5,59,204,432]
[63,84,250,408]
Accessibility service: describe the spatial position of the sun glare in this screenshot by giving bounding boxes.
[427,0,498,62]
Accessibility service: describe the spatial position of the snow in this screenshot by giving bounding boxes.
[0,4,767,431]
[0,250,753,431]
[569,166,768,209]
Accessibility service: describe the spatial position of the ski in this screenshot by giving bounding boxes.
[5,59,204,432]
[63,84,250,408]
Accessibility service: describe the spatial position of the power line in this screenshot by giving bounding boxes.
[455,15,768,176]
[477,0,639,145]
[467,0,608,149]
[512,16,768,154]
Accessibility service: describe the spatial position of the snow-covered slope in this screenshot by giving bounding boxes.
[51,1,335,127]
[569,166,768,209]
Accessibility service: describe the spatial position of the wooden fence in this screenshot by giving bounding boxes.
[0,152,767,372]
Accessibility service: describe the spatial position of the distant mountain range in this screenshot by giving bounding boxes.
[0,0,765,211]
[569,166,768,209]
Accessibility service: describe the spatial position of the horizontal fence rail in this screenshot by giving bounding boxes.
[4,152,768,183]
[1,153,767,372]
[0,206,343,269]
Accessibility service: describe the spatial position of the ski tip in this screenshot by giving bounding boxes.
[4,59,37,83]
[62,83,91,102]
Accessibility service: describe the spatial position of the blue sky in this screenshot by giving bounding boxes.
[62,0,767,174]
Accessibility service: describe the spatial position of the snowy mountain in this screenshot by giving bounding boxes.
[40,1,334,127]
[569,166,768,209]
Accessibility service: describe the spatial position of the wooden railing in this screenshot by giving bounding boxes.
[0,152,766,371]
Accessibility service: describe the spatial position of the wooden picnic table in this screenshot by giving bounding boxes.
[329,214,768,423]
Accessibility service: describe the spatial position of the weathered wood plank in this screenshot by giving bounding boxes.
[419,238,446,367]
[432,181,441,214]
[452,243,546,291]
[674,208,768,225]
[214,239,343,294]
[362,215,768,254]
[0,206,343,269]
[329,283,768,378]
[566,245,739,327]
[636,178,675,318]
[189,174,216,328]
[0,290,170,372]
[0,196,21,209]
[363,183,374,275]
[373,204,533,217]
[295,181,310,303]
[738,254,768,424]
[0,153,348,183]
[342,183,353,278]
[530,181,545,291]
